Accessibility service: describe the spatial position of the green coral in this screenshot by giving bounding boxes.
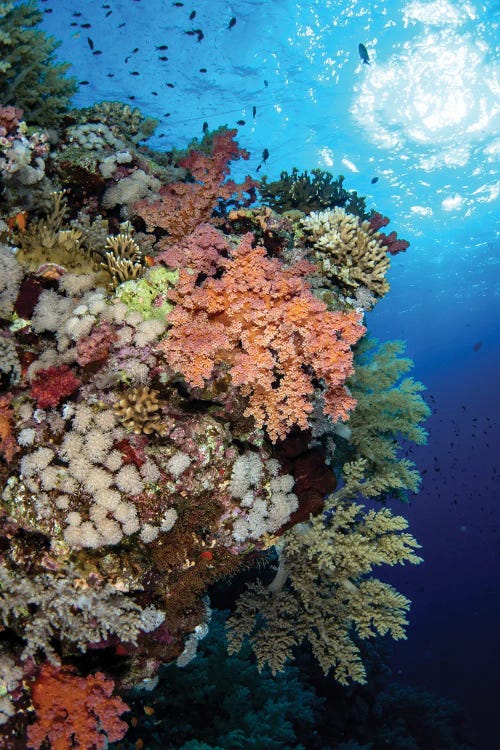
[0,1,77,127]
[115,266,179,320]
[338,336,431,503]
[259,168,369,217]
[227,496,422,686]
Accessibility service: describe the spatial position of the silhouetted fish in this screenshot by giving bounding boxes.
[359,43,370,64]
[228,17,236,29]
[87,37,94,49]
[371,176,379,184]
[473,341,483,352]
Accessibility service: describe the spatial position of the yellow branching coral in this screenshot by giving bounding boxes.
[114,385,166,435]
[98,234,145,288]
[227,496,422,685]
[302,207,390,297]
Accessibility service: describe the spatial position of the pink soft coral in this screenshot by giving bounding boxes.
[27,664,129,750]
[134,129,257,242]
[158,232,364,441]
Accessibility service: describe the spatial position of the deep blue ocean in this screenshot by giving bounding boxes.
[27,0,500,747]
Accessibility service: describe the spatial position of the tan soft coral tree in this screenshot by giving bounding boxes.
[227,494,422,685]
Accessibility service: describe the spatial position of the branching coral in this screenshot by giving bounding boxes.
[227,495,422,685]
[133,128,257,241]
[259,168,368,218]
[27,664,129,750]
[158,232,365,442]
[337,336,431,502]
[302,207,391,298]
[114,385,166,436]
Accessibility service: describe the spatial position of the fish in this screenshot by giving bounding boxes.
[473,341,483,352]
[264,79,268,87]
[79,80,90,85]
[252,105,256,117]
[87,37,94,49]
[262,148,269,163]
[166,82,175,88]
[236,119,245,126]
[81,22,92,28]
[130,71,140,75]
[194,29,204,41]
[228,17,236,30]
[118,22,126,28]
[202,121,209,132]
[7,211,28,233]
[189,10,196,20]
[158,56,168,61]
[156,45,168,50]
[92,50,102,55]
[105,10,112,17]
[371,176,379,184]
[132,47,139,53]
[199,68,207,72]
[358,43,370,64]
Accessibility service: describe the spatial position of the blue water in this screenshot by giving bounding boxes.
[39,0,500,746]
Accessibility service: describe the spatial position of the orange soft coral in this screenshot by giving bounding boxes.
[158,232,365,441]
[27,664,129,750]
[133,129,257,242]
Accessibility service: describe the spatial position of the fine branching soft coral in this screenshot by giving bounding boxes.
[158,228,365,441]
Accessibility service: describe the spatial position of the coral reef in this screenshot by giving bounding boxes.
[0,82,428,747]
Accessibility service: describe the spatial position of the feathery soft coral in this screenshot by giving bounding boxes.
[133,129,257,242]
[27,664,129,750]
[159,232,365,441]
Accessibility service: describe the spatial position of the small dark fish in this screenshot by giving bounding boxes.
[156,45,168,50]
[102,4,111,7]
[106,73,115,78]
[131,71,140,75]
[87,37,94,49]
[166,82,175,88]
[359,43,370,64]
[70,22,78,26]
[132,47,139,53]
[228,16,236,29]
[105,10,112,17]
[202,121,209,132]
[237,119,245,126]
[125,55,131,63]
[151,91,158,96]
[159,134,165,138]
[473,341,483,352]
[81,22,92,28]
[118,22,126,28]
[93,50,102,56]
[79,80,90,85]
[189,11,196,20]
[44,8,53,12]
[72,11,82,16]
[158,56,169,61]
[252,105,256,117]
[262,148,269,163]
[173,2,184,5]
[199,68,207,72]
[256,164,261,172]
[129,95,136,100]
[264,79,268,87]
[164,113,171,117]
[371,176,379,184]
[194,29,204,41]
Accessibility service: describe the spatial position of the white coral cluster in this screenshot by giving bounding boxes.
[228,452,298,543]
[18,403,168,548]
[0,244,23,318]
[0,122,49,187]
[101,169,161,212]
[0,647,23,725]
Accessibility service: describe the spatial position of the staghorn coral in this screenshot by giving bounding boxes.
[337,336,431,503]
[0,2,77,127]
[27,664,129,750]
[302,207,391,298]
[114,385,167,436]
[158,231,365,442]
[227,494,422,685]
[97,233,146,288]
